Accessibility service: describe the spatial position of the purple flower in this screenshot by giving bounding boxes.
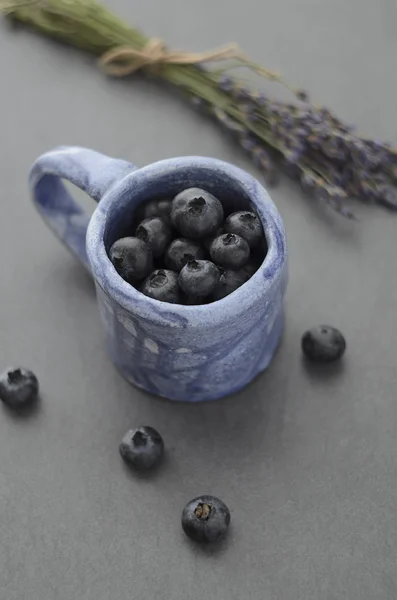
[295,89,309,102]
[388,165,397,182]
[242,103,258,122]
[252,147,272,167]
[294,127,309,138]
[310,112,324,125]
[256,93,268,106]
[354,172,377,202]
[375,185,397,210]
[340,167,353,187]
[284,148,303,165]
[218,75,233,92]
[233,85,252,100]
[280,113,294,129]
[240,136,256,152]
[314,184,355,219]
[322,137,347,161]
[306,126,328,149]
[347,140,382,169]
[268,103,282,117]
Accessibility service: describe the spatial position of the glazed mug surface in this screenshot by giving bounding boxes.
[30,147,287,402]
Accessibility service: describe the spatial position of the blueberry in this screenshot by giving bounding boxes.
[136,217,172,258]
[109,237,153,283]
[224,211,264,248]
[142,198,172,224]
[179,260,220,298]
[0,367,39,409]
[210,233,250,269]
[203,227,224,252]
[181,495,231,543]
[301,325,346,362]
[242,259,259,278]
[165,238,205,272]
[171,188,224,239]
[212,269,249,300]
[119,426,164,470]
[140,269,181,303]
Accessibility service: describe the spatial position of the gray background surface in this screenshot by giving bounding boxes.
[1,0,397,598]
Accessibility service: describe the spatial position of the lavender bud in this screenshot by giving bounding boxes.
[268,103,281,117]
[310,111,324,124]
[314,184,354,219]
[233,84,252,100]
[280,113,294,129]
[256,93,268,106]
[295,89,309,102]
[240,136,256,152]
[242,102,258,122]
[322,137,347,161]
[388,165,397,182]
[218,75,233,92]
[376,185,397,210]
[340,167,353,187]
[294,127,309,139]
[252,147,271,167]
[348,140,369,167]
[284,148,303,165]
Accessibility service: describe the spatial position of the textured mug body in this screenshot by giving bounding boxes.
[30,147,287,402]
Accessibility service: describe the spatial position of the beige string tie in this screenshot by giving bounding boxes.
[99,38,242,76]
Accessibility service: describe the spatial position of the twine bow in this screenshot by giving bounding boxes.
[99,38,245,76]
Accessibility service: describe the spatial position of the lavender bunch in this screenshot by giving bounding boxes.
[208,78,397,218]
[2,0,397,219]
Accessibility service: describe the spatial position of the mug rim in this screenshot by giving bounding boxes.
[86,156,287,328]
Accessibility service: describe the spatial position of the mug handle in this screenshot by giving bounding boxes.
[29,146,135,270]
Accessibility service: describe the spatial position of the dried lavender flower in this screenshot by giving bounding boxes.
[295,89,309,102]
[2,0,396,221]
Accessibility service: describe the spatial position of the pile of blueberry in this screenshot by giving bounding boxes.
[108,187,267,304]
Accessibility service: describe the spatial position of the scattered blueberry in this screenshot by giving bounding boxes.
[301,325,346,362]
[181,495,231,543]
[136,217,172,258]
[165,238,205,272]
[171,188,224,239]
[179,260,220,298]
[224,211,264,248]
[212,268,249,300]
[140,269,181,303]
[210,233,250,269]
[119,426,164,470]
[142,198,172,224]
[0,367,39,409]
[109,237,153,283]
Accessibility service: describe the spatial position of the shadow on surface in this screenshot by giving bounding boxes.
[0,395,43,423]
[181,529,233,559]
[301,356,346,383]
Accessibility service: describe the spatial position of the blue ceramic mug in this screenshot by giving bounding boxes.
[30,147,287,402]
